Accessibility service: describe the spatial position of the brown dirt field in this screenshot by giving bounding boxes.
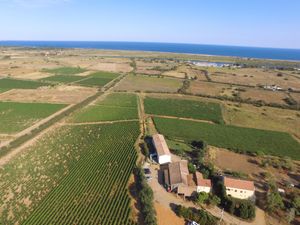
[113,74,182,93]
[291,92,300,104]
[209,146,264,175]
[0,86,97,104]
[136,68,162,75]
[240,88,288,105]
[209,146,300,192]
[185,67,208,81]
[87,62,132,73]
[162,70,186,78]
[188,80,234,96]
[223,102,300,139]
[208,68,300,90]
[155,202,185,225]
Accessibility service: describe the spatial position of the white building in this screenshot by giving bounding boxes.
[195,172,212,193]
[223,177,255,200]
[152,134,171,165]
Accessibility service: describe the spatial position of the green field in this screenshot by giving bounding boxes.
[96,93,138,107]
[0,78,48,89]
[153,117,300,160]
[0,122,139,225]
[71,105,138,122]
[42,67,86,75]
[0,88,9,93]
[41,75,86,84]
[0,102,67,133]
[144,97,224,123]
[71,93,138,123]
[75,72,119,87]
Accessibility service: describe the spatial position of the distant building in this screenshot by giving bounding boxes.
[195,172,212,193]
[223,177,255,200]
[152,134,171,164]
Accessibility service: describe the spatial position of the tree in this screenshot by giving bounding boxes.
[266,191,284,212]
[188,162,196,173]
[207,195,221,206]
[196,192,209,204]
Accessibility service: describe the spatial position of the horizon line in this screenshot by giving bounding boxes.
[1,40,300,51]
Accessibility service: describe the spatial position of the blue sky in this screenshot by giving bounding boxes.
[0,0,299,49]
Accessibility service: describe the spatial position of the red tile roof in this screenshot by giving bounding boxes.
[195,172,211,187]
[224,177,255,191]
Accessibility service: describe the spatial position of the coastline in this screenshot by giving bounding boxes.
[1,41,300,62]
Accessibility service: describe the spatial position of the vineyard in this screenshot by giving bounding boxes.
[0,122,140,225]
[153,117,300,160]
[75,71,120,87]
[70,93,138,122]
[0,78,48,89]
[41,75,86,84]
[0,101,67,133]
[42,67,87,75]
[96,93,138,107]
[144,97,224,123]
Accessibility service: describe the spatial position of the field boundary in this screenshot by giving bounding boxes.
[0,91,103,159]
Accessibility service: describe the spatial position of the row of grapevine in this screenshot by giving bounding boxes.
[0,121,140,225]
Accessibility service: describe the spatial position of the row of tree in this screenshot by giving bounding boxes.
[134,167,157,225]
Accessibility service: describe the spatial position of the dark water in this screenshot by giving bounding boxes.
[1,41,300,61]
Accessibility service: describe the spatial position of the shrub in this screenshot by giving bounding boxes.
[266,191,284,212]
[188,162,196,173]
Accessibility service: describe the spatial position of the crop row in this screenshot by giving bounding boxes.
[153,117,300,160]
[0,121,140,225]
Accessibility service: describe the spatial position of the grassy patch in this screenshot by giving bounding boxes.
[75,77,113,87]
[0,78,48,89]
[71,105,138,122]
[0,101,66,133]
[144,97,223,123]
[42,67,86,75]
[96,93,138,107]
[41,75,86,84]
[153,117,300,160]
[0,88,9,93]
[114,74,182,92]
[90,71,120,79]
[75,71,120,87]
[166,139,193,152]
[71,93,138,122]
[0,122,139,225]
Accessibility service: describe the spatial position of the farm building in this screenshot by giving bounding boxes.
[164,161,211,198]
[195,172,212,193]
[152,134,171,164]
[164,160,189,191]
[223,177,255,200]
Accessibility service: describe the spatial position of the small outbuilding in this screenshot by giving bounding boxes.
[152,134,171,165]
[223,177,255,200]
[195,172,212,193]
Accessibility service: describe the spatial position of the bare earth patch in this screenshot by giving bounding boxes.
[155,202,185,225]
[209,146,263,174]
[88,62,132,73]
[0,85,97,104]
[240,88,288,105]
[114,74,182,93]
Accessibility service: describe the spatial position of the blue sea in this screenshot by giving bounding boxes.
[1,41,300,61]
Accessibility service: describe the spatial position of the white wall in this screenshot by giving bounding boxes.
[226,187,254,199]
[158,154,171,164]
[197,186,211,193]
